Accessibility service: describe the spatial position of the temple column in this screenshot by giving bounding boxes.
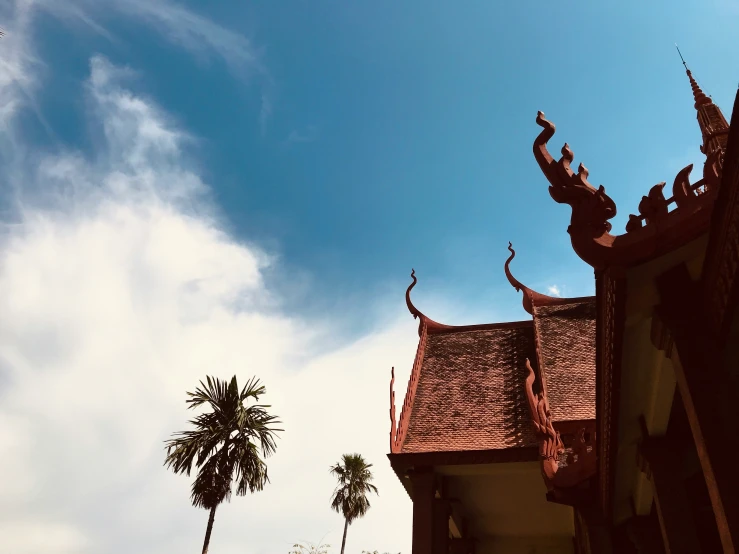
[654,263,739,553]
[638,437,701,553]
[410,468,435,554]
[432,498,450,554]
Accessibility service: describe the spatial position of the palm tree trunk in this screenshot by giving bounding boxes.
[202,505,217,554]
[340,518,349,554]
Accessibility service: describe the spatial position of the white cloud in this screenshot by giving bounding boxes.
[547,285,561,297]
[0,14,414,554]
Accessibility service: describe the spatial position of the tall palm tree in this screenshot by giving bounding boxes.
[164,375,282,554]
[330,453,379,554]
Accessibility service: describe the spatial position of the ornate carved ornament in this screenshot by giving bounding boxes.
[389,367,397,452]
[406,269,456,337]
[524,358,597,494]
[504,242,561,314]
[534,112,723,270]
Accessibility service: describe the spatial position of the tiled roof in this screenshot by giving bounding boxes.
[533,298,596,422]
[401,322,539,453]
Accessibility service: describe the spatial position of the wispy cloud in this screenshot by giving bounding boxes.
[2,0,273,132]
[547,285,562,297]
[110,0,266,79]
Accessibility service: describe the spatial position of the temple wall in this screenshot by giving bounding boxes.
[474,536,574,554]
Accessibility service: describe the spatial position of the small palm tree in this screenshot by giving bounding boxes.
[290,540,331,554]
[164,376,282,554]
[330,453,378,554]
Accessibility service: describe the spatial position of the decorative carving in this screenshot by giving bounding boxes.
[625,214,643,233]
[672,164,696,208]
[389,367,397,452]
[556,427,597,489]
[524,359,597,492]
[534,111,724,269]
[524,358,563,487]
[405,269,454,336]
[703,148,724,191]
[504,243,560,315]
[534,112,617,237]
[637,182,669,225]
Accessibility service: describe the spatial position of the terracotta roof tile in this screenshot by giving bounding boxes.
[533,298,596,422]
[401,323,538,453]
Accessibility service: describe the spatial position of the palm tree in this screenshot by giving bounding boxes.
[164,375,282,554]
[290,540,331,554]
[329,453,379,554]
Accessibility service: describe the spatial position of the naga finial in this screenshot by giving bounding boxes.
[534,111,616,237]
[403,268,455,336]
[405,269,422,320]
[504,242,560,315]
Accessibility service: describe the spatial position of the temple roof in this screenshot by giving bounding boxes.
[533,298,596,422]
[390,268,596,456]
[400,321,538,454]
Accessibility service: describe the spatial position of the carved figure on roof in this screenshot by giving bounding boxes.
[504,243,561,315]
[524,359,562,488]
[405,269,454,336]
[534,111,725,268]
[534,112,617,238]
[524,359,597,493]
[534,61,729,269]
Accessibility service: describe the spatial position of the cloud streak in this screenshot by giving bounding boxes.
[1,0,272,133]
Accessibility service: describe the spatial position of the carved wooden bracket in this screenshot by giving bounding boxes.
[524,359,597,495]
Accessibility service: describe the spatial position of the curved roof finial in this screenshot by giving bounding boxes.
[504,242,560,315]
[405,269,422,320]
[404,268,454,336]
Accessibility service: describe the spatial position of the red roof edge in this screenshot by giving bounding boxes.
[392,318,428,453]
[389,367,397,452]
[505,243,563,315]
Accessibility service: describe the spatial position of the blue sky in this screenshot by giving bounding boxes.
[20,0,739,324]
[1,1,738,553]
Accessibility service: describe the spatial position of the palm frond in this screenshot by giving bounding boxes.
[329,453,378,524]
[164,375,282,511]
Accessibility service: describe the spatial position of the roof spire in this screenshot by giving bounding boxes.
[676,44,711,108]
[675,45,729,156]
